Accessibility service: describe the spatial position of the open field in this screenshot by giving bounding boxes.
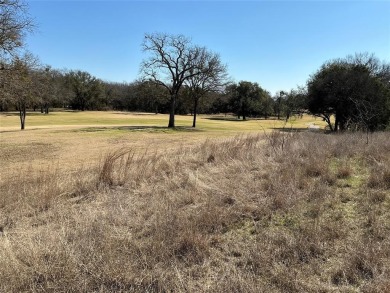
[2,111,389,292]
[0,111,326,182]
[0,110,325,131]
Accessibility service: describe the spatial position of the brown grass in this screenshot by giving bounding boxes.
[0,131,390,292]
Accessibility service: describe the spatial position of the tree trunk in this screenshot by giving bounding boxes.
[334,115,339,132]
[192,97,198,128]
[339,116,346,131]
[168,94,176,128]
[323,115,333,131]
[45,104,49,114]
[19,105,26,130]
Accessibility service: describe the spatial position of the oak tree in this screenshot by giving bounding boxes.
[141,33,210,128]
[65,70,103,111]
[307,53,390,131]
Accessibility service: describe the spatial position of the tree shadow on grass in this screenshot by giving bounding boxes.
[205,116,280,122]
[73,125,204,133]
[205,117,248,122]
[271,127,308,133]
[0,112,47,117]
[271,127,325,133]
[113,112,159,116]
[0,125,204,134]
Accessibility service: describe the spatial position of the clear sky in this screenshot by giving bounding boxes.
[26,0,390,94]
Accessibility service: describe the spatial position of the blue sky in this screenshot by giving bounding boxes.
[26,0,390,94]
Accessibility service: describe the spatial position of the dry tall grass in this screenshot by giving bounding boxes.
[1,131,389,292]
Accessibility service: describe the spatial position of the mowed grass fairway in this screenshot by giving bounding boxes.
[0,111,325,181]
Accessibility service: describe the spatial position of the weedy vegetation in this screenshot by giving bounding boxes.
[0,126,389,292]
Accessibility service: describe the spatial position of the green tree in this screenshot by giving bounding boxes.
[274,90,287,120]
[283,87,307,121]
[66,70,103,111]
[229,81,270,120]
[261,92,274,119]
[307,53,390,131]
[135,80,169,114]
[211,91,230,115]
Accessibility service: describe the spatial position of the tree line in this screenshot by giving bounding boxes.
[1,0,389,131]
[0,63,307,123]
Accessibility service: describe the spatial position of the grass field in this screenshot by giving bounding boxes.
[0,111,326,182]
[3,111,388,292]
[0,110,324,130]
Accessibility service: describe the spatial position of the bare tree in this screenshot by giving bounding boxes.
[185,49,229,127]
[141,33,208,128]
[0,0,35,124]
[0,0,33,59]
[30,66,62,114]
[5,53,38,129]
[0,58,12,110]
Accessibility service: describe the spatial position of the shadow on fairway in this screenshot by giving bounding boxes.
[205,117,248,122]
[0,112,49,117]
[113,112,159,116]
[73,125,204,133]
[205,116,279,122]
[0,125,204,134]
[271,127,325,133]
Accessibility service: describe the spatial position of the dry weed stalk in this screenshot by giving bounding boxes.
[98,148,134,187]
